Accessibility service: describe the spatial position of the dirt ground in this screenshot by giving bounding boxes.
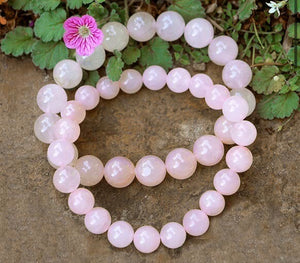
[0,53,299,263]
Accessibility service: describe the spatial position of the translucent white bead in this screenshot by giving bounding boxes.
[127,12,156,42]
[230,88,256,116]
[53,59,83,89]
[156,11,185,41]
[76,45,106,71]
[101,22,129,52]
[34,113,60,144]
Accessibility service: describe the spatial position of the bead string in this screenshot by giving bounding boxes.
[34,11,257,253]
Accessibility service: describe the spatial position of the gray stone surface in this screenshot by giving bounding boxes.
[0,53,299,263]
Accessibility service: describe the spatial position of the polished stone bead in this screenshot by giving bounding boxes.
[34,113,60,143]
[160,222,186,249]
[183,209,209,236]
[199,190,225,216]
[68,188,95,215]
[84,207,111,234]
[133,226,160,253]
[96,76,120,100]
[213,169,240,195]
[76,45,106,71]
[107,221,134,248]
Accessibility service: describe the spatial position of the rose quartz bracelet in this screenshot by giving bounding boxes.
[34,11,257,253]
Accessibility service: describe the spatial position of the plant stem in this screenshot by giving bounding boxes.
[253,22,264,49]
[124,0,129,23]
[241,35,255,58]
[251,62,286,67]
[240,29,279,35]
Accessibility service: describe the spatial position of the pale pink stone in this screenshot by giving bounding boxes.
[214,115,234,145]
[165,148,197,180]
[68,188,95,215]
[37,84,67,113]
[107,221,134,248]
[75,155,104,186]
[53,166,80,193]
[167,68,191,93]
[34,113,60,144]
[48,143,78,169]
[75,85,100,110]
[127,12,156,42]
[53,118,80,143]
[119,69,143,94]
[205,84,230,110]
[47,139,75,167]
[230,120,257,146]
[61,100,86,124]
[160,222,186,249]
[133,226,160,253]
[183,209,209,236]
[96,76,120,99]
[193,135,224,166]
[156,11,185,41]
[222,96,249,122]
[226,146,253,173]
[222,60,252,89]
[135,155,166,186]
[184,18,214,48]
[199,190,225,216]
[213,169,240,195]
[143,65,167,91]
[104,156,135,188]
[84,207,111,234]
[230,88,256,116]
[53,59,83,89]
[208,36,238,66]
[189,73,213,98]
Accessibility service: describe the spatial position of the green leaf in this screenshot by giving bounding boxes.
[168,0,205,22]
[288,0,300,14]
[139,37,173,70]
[9,0,32,10]
[122,46,141,65]
[1,27,37,56]
[288,23,300,39]
[31,0,61,12]
[172,44,183,52]
[258,92,299,119]
[237,0,257,21]
[84,70,100,86]
[87,2,109,26]
[67,0,94,9]
[106,56,124,81]
[252,66,286,95]
[287,46,300,66]
[109,2,126,24]
[34,9,66,42]
[31,41,69,69]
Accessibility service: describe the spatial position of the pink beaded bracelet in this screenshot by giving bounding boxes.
[34,11,257,253]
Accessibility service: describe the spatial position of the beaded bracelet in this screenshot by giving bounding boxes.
[34,10,257,253]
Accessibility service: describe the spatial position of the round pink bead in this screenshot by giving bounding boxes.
[230,120,257,146]
[107,221,134,248]
[156,11,185,41]
[213,169,240,195]
[53,118,80,142]
[96,76,120,100]
[61,100,86,124]
[134,226,160,253]
[47,139,75,167]
[222,96,249,122]
[135,155,166,186]
[119,69,143,94]
[75,85,100,110]
[214,115,234,145]
[165,148,197,180]
[143,65,167,91]
[222,60,252,89]
[34,113,60,144]
[184,18,214,48]
[226,146,253,173]
[104,156,135,188]
[84,207,111,234]
[199,190,225,216]
[127,12,156,42]
[68,188,95,215]
[53,166,80,193]
[208,36,238,66]
[37,84,67,113]
[193,135,224,166]
[205,84,230,110]
[167,68,191,93]
[160,222,186,249]
[183,209,209,236]
[189,73,213,98]
[75,155,104,186]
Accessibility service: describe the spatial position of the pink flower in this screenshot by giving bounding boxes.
[63,15,104,56]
